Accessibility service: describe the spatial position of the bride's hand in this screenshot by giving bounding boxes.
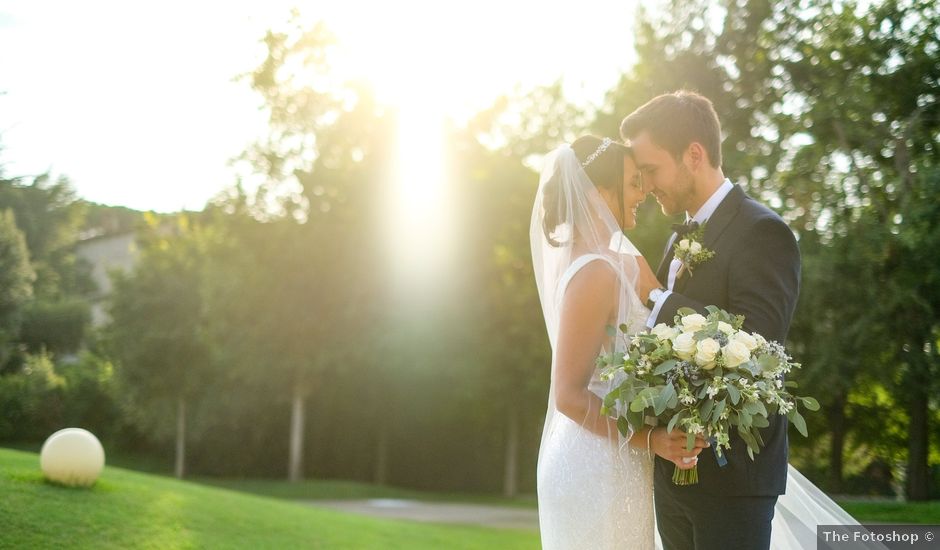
[634,255,661,305]
[649,427,709,469]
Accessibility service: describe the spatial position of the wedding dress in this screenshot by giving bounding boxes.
[531,143,884,550]
[537,253,657,550]
[532,143,655,550]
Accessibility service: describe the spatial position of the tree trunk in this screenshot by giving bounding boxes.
[374,420,389,486]
[288,384,306,483]
[906,385,929,501]
[503,405,519,498]
[174,396,186,479]
[828,390,846,494]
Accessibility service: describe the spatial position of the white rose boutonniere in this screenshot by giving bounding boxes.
[674,222,715,277]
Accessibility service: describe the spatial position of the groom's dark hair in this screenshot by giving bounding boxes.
[620,90,722,168]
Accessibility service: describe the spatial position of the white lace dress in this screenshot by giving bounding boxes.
[537,254,656,550]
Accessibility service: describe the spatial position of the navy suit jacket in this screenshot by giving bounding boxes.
[651,184,801,497]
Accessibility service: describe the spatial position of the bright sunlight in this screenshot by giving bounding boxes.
[308,1,638,292]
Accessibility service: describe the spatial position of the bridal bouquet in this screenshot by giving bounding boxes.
[599,306,818,485]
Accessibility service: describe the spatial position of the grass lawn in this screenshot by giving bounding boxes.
[200,474,940,526]
[201,477,940,525]
[838,500,940,524]
[0,447,539,549]
[195,477,539,509]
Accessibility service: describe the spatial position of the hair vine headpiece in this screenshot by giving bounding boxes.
[581,137,613,168]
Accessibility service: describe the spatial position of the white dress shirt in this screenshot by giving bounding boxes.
[646,179,734,327]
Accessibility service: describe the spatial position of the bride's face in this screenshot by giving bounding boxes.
[619,156,646,229]
[598,156,645,230]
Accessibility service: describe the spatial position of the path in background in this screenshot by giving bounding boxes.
[303,499,539,531]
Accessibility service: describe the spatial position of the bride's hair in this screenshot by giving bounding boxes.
[542,135,631,246]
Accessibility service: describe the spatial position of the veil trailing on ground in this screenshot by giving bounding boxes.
[772,465,888,549]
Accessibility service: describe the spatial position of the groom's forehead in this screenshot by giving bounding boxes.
[628,131,666,154]
[631,142,671,166]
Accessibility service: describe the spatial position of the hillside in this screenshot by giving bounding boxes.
[0,447,538,549]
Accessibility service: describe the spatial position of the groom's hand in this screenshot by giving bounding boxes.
[650,427,709,470]
[635,256,661,304]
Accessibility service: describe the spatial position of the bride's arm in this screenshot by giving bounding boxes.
[553,261,621,440]
[627,426,707,470]
[554,260,709,465]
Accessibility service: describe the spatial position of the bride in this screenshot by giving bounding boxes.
[531,136,879,550]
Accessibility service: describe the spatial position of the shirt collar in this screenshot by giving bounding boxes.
[689,179,733,224]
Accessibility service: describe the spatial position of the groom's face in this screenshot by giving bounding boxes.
[629,131,695,216]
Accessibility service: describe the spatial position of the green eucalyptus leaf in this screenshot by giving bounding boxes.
[654,383,676,416]
[667,411,684,433]
[617,416,631,437]
[700,399,715,420]
[712,399,726,422]
[727,384,741,405]
[654,359,678,376]
[739,409,752,428]
[788,409,808,437]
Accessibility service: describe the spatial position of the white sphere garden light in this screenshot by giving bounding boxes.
[40,428,105,487]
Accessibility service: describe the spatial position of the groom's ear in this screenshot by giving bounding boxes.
[685,142,707,172]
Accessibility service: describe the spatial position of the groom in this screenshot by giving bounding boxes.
[622,91,801,550]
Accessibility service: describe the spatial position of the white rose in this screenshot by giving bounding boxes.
[678,239,691,251]
[722,340,751,368]
[681,313,708,333]
[732,331,760,352]
[690,242,703,254]
[717,321,735,335]
[695,338,720,368]
[673,332,696,361]
[651,323,677,341]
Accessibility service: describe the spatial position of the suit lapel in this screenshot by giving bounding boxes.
[673,185,745,292]
[656,185,746,289]
[702,185,745,251]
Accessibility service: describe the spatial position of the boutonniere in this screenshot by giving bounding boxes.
[674,223,715,278]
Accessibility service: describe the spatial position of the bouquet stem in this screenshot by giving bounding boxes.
[672,464,699,485]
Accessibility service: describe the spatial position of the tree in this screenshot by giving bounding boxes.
[775,0,940,499]
[0,175,91,299]
[0,175,94,360]
[106,215,214,478]
[228,12,394,482]
[0,209,35,369]
[598,0,940,497]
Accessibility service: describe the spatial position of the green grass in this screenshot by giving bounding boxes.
[838,500,940,524]
[195,477,538,509]
[0,447,539,549]
[200,474,940,526]
[197,477,940,524]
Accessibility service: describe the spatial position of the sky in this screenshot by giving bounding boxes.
[0,1,638,213]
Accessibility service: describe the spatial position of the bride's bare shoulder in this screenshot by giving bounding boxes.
[561,258,617,309]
